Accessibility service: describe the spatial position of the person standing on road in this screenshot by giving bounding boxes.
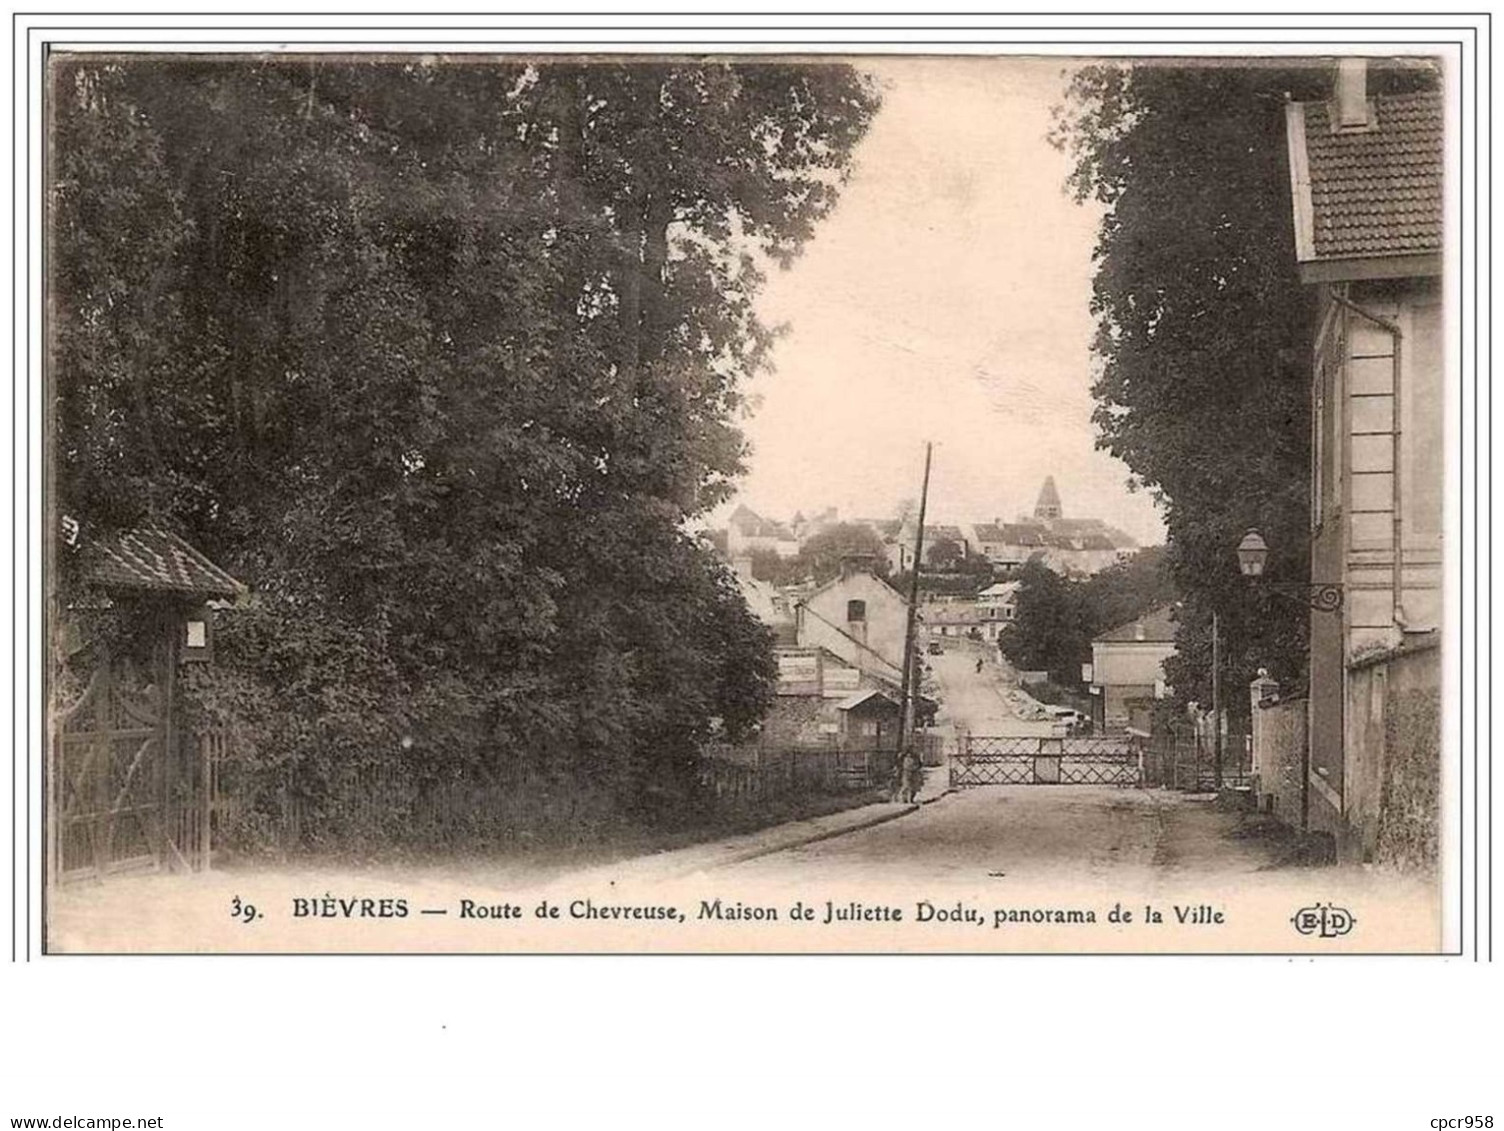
[901,749,923,803]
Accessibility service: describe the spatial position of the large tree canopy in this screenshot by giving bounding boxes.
[1000,548,1176,686]
[51,57,880,829]
[1051,61,1435,706]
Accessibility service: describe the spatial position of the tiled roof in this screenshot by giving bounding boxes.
[1290,90,1443,263]
[1049,517,1104,536]
[925,524,966,543]
[729,504,795,541]
[999,524,1046,546]
[1095,605,1178,645]
[972,522,1046,546]
[836,688,898,713]
[978,581,1020,599]
[84,527,244,598]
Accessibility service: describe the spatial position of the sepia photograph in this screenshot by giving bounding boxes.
[41,47,1454,954]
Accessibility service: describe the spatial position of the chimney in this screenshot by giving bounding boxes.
[1336,57,1369,128]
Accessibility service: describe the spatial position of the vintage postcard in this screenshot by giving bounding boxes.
[38,47,1461,955]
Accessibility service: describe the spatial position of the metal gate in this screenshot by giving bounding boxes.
[49,656,208,880]
[950,735,1141,787]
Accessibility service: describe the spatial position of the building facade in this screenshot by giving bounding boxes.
[1284,65,1443,864]
[727,504,800,559]
[1089,605,1176,733]
[794,562,909,686]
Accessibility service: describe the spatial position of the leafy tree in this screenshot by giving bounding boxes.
[748,520,895,588]
[998,562,1088,682]
[51,57,878,831]
[926,537,963,569]
[1000,549,1175,687]
[1051,61,1435,705]
[1080,545,1176,634]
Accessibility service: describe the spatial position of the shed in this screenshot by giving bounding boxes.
[836,688,902,750]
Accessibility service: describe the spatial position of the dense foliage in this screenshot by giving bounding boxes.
[1051,61,1436,704]
[749,522,891,587]
[999,548,1176,686]
[52,57,879,834]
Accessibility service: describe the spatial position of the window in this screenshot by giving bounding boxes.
[846,599,866,623]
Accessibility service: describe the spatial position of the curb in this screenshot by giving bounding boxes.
[675,803,920,877]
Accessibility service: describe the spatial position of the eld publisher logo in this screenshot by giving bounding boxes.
[1291,903,1356,938]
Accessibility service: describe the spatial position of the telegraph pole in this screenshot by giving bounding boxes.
[898,442,933,750]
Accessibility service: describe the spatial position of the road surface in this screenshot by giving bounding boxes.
[721,784,1281,888]
[922,636,1054,737]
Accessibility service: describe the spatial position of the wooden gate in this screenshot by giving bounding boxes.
[950,735,1141,787]
[49,655,207,880]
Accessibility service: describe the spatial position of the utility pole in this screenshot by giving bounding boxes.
[898,442,933,751]
[1211,608,1223,792]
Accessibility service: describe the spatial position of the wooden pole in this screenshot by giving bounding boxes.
[899,442,934,751]
[1212,609,1223,792]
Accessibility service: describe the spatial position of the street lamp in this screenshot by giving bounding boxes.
[1237,528,1343,612]
[1236,529,1268,577]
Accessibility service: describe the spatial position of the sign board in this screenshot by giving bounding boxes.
[1081,663,1093,683]
[777,654,819,684]
[824,666,860,692]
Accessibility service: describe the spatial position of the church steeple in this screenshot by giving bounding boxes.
[1034,476,1062,521]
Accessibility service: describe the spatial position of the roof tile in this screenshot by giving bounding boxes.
[1301,91,1443,261]
[84,527,244,598]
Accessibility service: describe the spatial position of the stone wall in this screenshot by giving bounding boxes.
[1346,640,1441,867]
[1252,695,1307,831]
[1374,654,1441,870]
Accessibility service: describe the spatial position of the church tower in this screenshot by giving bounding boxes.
[1034,476,1062,521]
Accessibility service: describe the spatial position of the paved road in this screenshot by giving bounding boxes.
[722,784,1281,887]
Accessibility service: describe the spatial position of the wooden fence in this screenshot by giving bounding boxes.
[1140,727,1252,792]
[699,745,897,805]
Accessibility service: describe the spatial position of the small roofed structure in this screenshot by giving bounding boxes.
[82,526,244,600]
[52,524,245,880]
[836,688,902,751]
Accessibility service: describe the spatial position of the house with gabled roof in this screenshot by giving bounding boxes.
[726,503,800,559]
[965,521,1044,570]
[1280,61,1443,864]
[1089,605,1177,733]
[794,558,909,686]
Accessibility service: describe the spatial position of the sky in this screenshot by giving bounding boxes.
[716,57,1166,546]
